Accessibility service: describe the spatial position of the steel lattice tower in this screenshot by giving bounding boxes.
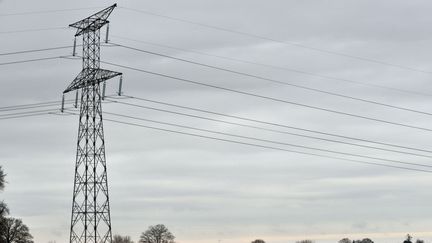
[63,4,122,243]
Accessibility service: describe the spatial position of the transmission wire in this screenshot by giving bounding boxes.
[101,60,432,133]
[111,35,432,98]
[107,97,432,158]
[118,7,432,74]
[113,42,432,116]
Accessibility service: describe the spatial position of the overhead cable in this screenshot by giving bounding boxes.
[119,7,432,74]
[101,60,432,133]
[114,42,432,116]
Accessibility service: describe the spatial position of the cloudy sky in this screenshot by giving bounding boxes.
[1,0,432,243]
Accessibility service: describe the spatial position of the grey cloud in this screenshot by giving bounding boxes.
[2,1,432,243]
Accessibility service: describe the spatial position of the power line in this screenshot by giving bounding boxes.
[0,100,64,111]
[0,56,64,66]
[101,60,432,133]
[104,111,432,168]
[118,7,432,74]
[0,45,74,56]
[2,96,430,158]
[0,95,126,114]
[106,97,432,158]
[0,109,64,118]
[0,108,73,120]
[0,95,124,116]
[0,27,67,35]
[93,115,432,174]
[0,6,103,17]
[111,35,432,98]
[0,42,116,57]
[3,101,423,173]
[0,43,116,57]
[6,107,428,173]
[113,42,432,116]
[8,107,429,173]
[0,44,425,152]
[121,95,432,154]
[0,101,75,112]
[0,108,65,117]
[0,112,53,120]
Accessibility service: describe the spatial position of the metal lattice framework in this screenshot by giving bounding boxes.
[64,4,121,243]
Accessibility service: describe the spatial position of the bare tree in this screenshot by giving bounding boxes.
[139,224,175,243]
[415,240,425,243]
[113,235,134,243]
[404,235,413,243]
[251,239,266,243]
[0,167,32,243]
[353,239,374,243]
[0,217,33,243]
[0,166,8,220]
[0,202,8,218]
[0,166,5,191]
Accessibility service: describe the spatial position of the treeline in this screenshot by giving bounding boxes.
[251,234,426,243]
[0,166,33,243]
[338,234,425,243]
[114,231,427,243]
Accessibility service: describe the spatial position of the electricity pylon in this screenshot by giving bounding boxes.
[63,4,122,243]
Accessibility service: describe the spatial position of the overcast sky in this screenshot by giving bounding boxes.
[1,0,432,243]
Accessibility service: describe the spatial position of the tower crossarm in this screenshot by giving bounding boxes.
[64,68,122,94]
[69,4,117,37]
